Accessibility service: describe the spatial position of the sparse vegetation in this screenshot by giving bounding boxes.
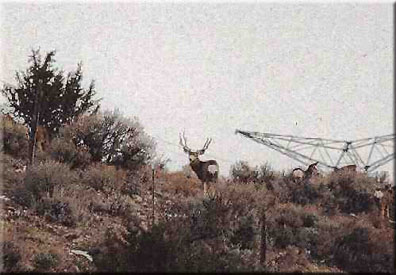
[33,252,60,271]
[1,51,393,273]
[2,141,393,273]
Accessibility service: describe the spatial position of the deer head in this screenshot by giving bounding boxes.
[179,132,212,163]
[306,162,319,176]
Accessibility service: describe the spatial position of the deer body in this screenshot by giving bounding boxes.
[180,133,219,196]
[35,125,49,152]
[374,185,394,220]
[292,162,319,183]
[190,159,219,183]
[334,164,357,173]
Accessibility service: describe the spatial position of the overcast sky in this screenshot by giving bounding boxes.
[1,2,393,179]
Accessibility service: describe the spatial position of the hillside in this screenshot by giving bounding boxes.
[2,149,394,272]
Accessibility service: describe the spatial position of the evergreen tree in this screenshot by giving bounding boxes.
[1,49,100,137]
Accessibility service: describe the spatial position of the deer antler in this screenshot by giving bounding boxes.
[179,132,190,153]
[202,138,212,151]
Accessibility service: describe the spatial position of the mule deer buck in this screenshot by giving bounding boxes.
[179,132,219,197]
[292,162,319,183]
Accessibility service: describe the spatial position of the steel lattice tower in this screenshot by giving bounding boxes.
[235,129,394,173]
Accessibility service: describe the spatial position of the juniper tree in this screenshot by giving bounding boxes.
[1,49,100,138]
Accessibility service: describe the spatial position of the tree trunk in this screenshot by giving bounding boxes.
[28,80,43,166]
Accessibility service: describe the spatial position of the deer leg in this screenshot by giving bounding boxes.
[386,204,390,219]
[203,182,208,197]
[209,183,217,198]
[381,203,385,218]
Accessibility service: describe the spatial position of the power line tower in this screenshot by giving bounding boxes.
[235,129,394,173]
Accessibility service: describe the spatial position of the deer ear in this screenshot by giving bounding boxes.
[183,147,190,153]
[198,149,205,155]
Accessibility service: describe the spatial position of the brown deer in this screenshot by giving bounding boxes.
[35,125,49,152]
[334,164,357,174]
[374,184,394,220]
[292,162,319,183]
[179,132,219,196]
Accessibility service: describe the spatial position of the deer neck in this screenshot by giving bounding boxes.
[190,159,202,172]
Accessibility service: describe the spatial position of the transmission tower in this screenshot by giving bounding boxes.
[235,129,394,173]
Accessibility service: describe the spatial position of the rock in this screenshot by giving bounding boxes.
[70,249,93,262]
[0,195,10,201]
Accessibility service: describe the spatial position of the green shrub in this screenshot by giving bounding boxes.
[82,164,125,193]
[93,192,265,272]
[230,161,257,184]
[230,161,275,184]
[94,218,251,272]
[267,204,320,252]
[301,213,318,228]
[1,115,28,159]
[23,160,75,201]
[1,241,22,272]
[2,153,26,194]
[290,182,321,205]
[333,227,394,273]
[11,160,75,208]
[230,215,256,249]
[61,111,155,170]
[257,163,276,183]
[36,198,76,227]
[33,252,60,271]
[49,137,92,169]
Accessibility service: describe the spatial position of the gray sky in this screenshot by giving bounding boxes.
[1,2,393,179]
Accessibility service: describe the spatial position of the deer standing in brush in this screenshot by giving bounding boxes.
[292,162,319,183]
[179,132,219,196]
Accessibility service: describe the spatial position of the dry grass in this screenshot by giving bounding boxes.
[2,150,394,273]
[159,171,202,198]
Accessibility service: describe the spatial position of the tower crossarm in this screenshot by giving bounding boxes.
[235,129,395,172]
[235,130,337,170]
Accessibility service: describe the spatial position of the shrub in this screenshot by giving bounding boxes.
[36,198,76,227]
[121,168,151,196]
[23,160,75,201]
[257,163,276,184]
[1,241,22,272]
[230,161,258,184]
[49,137,91,169]
[266,204,321,253]
[61,111,155,170]
[89,192,135,218]
[11,160,76,208]
[301,212,318,228]
[33,252,60,271]
[230,215,256,249]
[82,164,125,193]
[94,218,250,272]
[231,161,276,185]
[1,115,29,159]
[2,153,26,194]
[327,172,378,214]
[160,171,201,198]
[289,180,326,206]
[333,226,394,273]
[93,189,266,272]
